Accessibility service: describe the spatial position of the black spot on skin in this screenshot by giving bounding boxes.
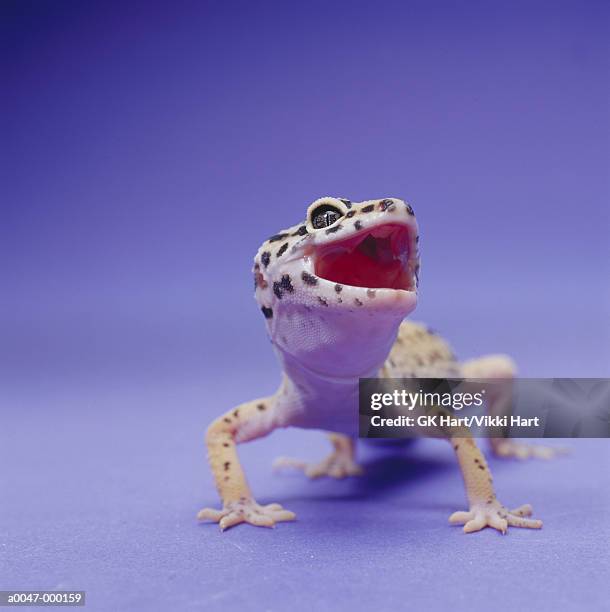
[326,224,342,234]
[454,444,459,451]
[223,417,231,424]
[478,465,485,470]
[233,409,239,418]
[254,263,260,270]
[339,198,352,208]
[406,203,415,216]
[354,220,363,231]
[272,274,294,300]
[367,289,376,298]
[334,284,343,293]
[474,458,480,464]
[379,199,395,211]
[261,252,271,268]
[261,306,273,319]
[337,297,343,303]
[355,298,363,306]
[415,235,420,244]
[257,403,266,411]
[301,271,318,286]
[224,462,231,471]
[361,204,375,213]
[273,274,294,299]
[318,296,328,306]
[292,225,308,236]
[345,210,356,218]
[268,233,289,243]
[277,242,289,258]
[223,442,230,447]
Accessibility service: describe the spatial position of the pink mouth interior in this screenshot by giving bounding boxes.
[314,224,413,290]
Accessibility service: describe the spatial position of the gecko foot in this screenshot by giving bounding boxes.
[490,439,569,460]
[449,501,542,534]
[197,498,296,531]
[273,453,364,479]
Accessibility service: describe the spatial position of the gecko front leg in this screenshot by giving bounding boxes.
[274,433,364,479]
[448,436,542,533]
[197,396,296,531]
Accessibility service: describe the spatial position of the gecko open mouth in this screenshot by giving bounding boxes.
[313,224,414,291]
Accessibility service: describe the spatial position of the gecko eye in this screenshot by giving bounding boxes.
[310,203,343,229]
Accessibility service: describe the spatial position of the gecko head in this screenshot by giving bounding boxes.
[254,197,420,323]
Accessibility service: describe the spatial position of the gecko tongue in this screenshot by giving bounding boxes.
[314,224,413,290]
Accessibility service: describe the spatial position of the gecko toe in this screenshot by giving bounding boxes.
[448,511,472,525]
[506,515,542,529]
[510,504,533,517]
[197,507,224,522]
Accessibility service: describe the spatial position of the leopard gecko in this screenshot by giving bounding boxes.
[198,197,559,533]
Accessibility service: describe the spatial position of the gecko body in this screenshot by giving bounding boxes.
[199,197,557,532]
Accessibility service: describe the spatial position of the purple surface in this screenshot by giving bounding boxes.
[1,1,609,611]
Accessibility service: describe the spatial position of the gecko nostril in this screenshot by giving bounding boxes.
[379,199,395,212]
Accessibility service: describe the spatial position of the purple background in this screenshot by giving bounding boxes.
[1,1,609,611]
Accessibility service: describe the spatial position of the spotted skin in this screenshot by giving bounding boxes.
[198,197,547,533]
[380,321,460,378]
